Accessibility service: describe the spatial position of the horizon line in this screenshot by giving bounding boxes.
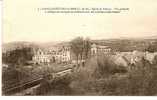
[3,36,157,44]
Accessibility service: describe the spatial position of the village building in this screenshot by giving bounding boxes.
[32,46,71,64]
[91,43,111,55]
[32,49,51,64]
[33,43,112,64]
[49,46,71,63]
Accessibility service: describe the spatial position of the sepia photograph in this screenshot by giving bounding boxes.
[2,0,157,96]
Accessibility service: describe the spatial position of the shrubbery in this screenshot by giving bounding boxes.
[69,54,157,95]
[33,54,157,95]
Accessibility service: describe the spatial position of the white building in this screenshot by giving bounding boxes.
[32,46,71,64]
[32,49,51,64]
[91,43,111,55]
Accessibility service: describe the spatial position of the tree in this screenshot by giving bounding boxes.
[2,47,34,67]
[146,43,157,53]
[70,37,84,64]
[70,37,92,66]
[83,38,91,59]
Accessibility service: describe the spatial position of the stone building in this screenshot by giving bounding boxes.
[91,43,111,55]
[32,46,71,64]
[32,49,51,64]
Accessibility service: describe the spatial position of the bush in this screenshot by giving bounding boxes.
[35,73,73,95]
[69,55,157,95]
[96,54,127,77]
[69,55,127,95]
[126,63,157,96]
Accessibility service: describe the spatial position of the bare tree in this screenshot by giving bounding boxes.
[83,38,91,59]
[70,37,84,64]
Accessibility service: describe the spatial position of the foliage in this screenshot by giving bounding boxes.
[96,54,127,77]
[125,60,157,96]
[84,38,92,59]
[152,55,157,65]
[70,37,91,63]
[69,55,127,95]
[2,47,34,66]
[70,37,84,61]
[69,55,157,95]
[146,43,157,53]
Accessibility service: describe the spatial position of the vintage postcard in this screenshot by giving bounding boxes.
[2,0,157,96]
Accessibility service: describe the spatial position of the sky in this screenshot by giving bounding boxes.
[3,0,157,43]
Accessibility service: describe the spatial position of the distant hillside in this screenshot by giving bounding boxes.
[2,42,39,53]
[92,38,157,52]
[2,41,68,53]
[2,36,157,53]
